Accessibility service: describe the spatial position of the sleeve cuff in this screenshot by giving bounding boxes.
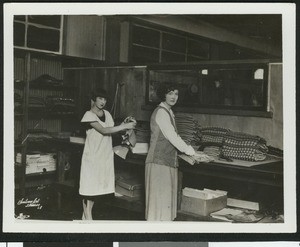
[185,146,196,156]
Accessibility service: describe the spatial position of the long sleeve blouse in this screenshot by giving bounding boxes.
[155,103,195,156]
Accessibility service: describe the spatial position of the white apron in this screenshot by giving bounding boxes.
[79,110,115,196]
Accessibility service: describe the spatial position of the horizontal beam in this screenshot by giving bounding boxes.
[136,15,281,57]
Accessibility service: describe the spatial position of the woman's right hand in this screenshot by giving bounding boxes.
[123,121,136,130]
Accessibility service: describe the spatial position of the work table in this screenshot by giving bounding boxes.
[50,138,283,217]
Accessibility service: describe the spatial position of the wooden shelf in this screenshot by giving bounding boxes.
[15,176,56,190]
[15,113,25,117]
[15,111,78,119]
[25,171,56,178]
[29,84,76,91]
[28,111,77,119]
[13,35,81,198]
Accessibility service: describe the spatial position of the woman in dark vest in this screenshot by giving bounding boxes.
[145,83,196,221]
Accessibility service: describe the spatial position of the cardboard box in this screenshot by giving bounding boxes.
[181,193,227,216]
[26,163,56,174]
[115,178,143,198]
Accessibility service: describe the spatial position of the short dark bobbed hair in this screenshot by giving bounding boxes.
[156,83,179,101]
[91,88,109,101]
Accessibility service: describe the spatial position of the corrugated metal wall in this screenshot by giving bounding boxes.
[14,55,64,140]
[30,57,63,80]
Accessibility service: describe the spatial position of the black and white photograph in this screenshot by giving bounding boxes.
[3,3,296,233]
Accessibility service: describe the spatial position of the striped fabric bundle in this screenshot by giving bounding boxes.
[178,151,214,165]
[203,146,221,159]
[175,113,201,148]
[221,131,268,161]
[200,127,230,147]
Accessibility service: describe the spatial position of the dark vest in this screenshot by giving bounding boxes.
[145,106,178,168]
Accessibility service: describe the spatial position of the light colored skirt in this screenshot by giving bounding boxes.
[145,162,178,221]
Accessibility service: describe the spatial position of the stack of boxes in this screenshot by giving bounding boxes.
[16,153,56,174]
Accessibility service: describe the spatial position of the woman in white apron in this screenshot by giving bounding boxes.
[79,88,136,220]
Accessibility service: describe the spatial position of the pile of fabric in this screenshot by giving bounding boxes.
[199,126,230,148]
[175,113,201,149]
[203,146,222,160]
[267,145,283,158]
[45,96,76,113]
[30,74,63,87]
[178,151,214,165]
[29,96,46,109]
[19,129,53,144]
[221,131,268,161]
[197,126,269,162]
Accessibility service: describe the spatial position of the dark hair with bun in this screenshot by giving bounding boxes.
[91,88,108,101]
[156,83,179,101]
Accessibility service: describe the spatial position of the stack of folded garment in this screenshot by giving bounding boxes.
[45,96,76,113]
[22,129,53,143]
[203,146,221,159]
[199,126,230,148]
[175,113,201,149]
[30,74,63,87]
[29,96,46,110]
[221,131,268,161]
[267,145,283,158]
[16,152,56,174]
[178,150,214,165]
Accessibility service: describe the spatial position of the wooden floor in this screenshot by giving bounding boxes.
[15,185,216,221]
[14,184,283,223]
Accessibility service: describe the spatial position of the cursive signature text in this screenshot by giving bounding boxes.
[17,198,43,209]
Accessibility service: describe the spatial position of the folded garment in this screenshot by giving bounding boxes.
[203,146,221,158]
[175,113,201,146]
[179,151,214,165]
[121,117,137,147]
[200,127,230,146]
[29,96,46,108]
[30,74,63,87]
[45,96,75,112]
[121,129,136,147]
[113,145,130,160]
[267,145,283,157]
[221,131,268,161]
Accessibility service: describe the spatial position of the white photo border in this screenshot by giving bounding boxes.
[3,2,296,233]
